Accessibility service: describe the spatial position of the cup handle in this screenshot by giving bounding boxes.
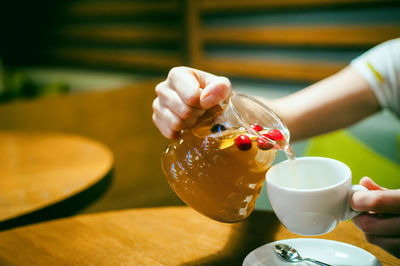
[340,184,368,221]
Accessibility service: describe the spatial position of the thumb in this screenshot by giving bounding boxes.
[359,176,387,191]
[198,77,231,109]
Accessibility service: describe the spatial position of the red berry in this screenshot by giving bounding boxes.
[257,134,274,150]
[266,129,284,142]
[250,124,262,132]
[235,135,252,151]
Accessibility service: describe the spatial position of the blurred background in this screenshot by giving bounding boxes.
[0,0,400,218]
[1,0,399,97]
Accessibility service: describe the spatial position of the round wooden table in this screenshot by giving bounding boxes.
[0,206,397,265]
[0,131,113,229]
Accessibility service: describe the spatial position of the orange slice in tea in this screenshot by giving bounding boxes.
[220,138,235,149]
[192,126,211,138]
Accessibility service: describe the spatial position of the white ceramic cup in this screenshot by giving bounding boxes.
[266,157,367,236]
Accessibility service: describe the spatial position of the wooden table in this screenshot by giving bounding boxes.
[0,132,113,230]
[0,80,180,218]
[0,206,398,265]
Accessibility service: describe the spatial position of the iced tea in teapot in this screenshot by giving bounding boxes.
[162,92,289,222]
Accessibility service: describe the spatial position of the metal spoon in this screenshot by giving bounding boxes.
[274,243,331,266]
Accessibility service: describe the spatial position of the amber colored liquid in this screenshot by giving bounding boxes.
[162,127,277,223]
[284,145,298,188]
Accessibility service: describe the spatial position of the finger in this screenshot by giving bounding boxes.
[167,67,232,109]
[351,189,400,213]
[200,76,232,109]
[353,213,400,236]
[363,235,400,258]
[156,81,205,120]
[152,113,178,139]
[152,98,182,138]
[167,67,203,107]
[153,101,182,132]
[153,98,200,132]
[360,176,387,191]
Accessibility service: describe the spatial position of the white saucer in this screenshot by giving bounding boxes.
[243,238,381,266]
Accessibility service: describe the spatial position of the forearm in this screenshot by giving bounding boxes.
[265,66,381,141]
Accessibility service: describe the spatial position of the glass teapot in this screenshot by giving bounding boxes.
[162,92,289,222]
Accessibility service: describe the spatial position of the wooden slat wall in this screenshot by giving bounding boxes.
[49,48,182,70]
[190,0,400,82]
[2,0,399,82]
[34,0,184,72]
[54,26,181,44]
[64,1,180,17]
[200,0,400,11]
[201,25,400,47]
[201,57,346,82]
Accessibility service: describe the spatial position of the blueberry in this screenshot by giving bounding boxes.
[210,124,226,133]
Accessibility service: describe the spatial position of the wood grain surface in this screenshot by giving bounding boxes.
[0,132,113,223]
[200,0,399,11]
[64,0,180,18]
[54,26,181,44]
[201,25,400,47]
[0,206,398,265]
[47,48,183,71]
[0,81,181,219]
[199,57,346,82]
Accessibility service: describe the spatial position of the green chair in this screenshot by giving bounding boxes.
[305,130,400,189]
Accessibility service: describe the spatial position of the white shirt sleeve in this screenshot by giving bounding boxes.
[351,38,400,117]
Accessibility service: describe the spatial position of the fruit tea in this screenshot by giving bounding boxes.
[162,119,287,223]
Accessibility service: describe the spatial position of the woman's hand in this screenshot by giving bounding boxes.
[351,177,400,258]
[152,67,231,139]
